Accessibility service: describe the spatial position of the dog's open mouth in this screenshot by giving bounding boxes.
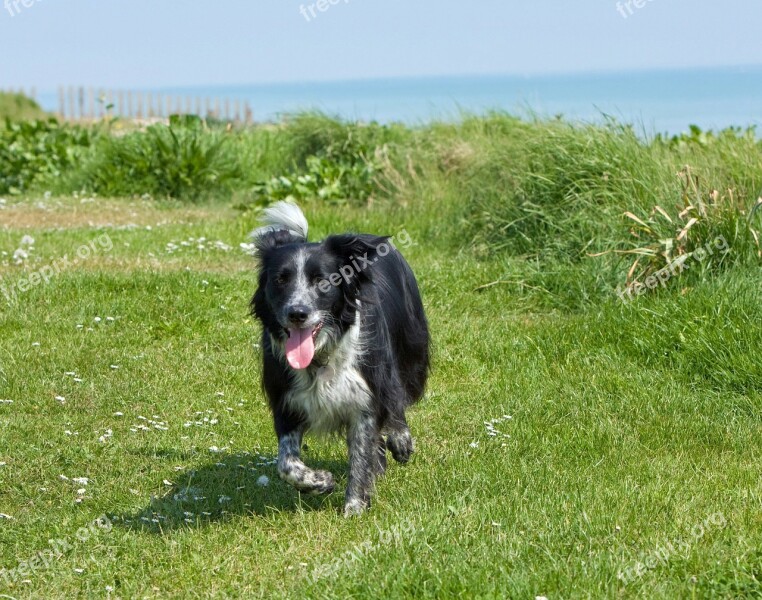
[285,323,322,370]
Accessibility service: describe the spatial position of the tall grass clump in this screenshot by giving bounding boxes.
[243,113,414,207]
[619,166,761,290]
[451,118,762,307]
[276,112,412,168]
[78,115,240,201]
[657,125,762,195]
[463,120,671,259]
[611,127,762,297]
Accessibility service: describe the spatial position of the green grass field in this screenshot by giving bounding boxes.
[1,113,761,598]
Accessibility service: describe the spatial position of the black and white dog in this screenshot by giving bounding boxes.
[250,202,430,516]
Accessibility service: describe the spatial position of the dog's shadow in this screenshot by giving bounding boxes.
[117,451,347,534]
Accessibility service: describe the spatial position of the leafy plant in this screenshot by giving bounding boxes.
[248,153,381,206]
[81,114,240,201]
[0,118,94,194]
[243,114,408,207]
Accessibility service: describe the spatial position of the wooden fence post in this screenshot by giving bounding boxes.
[86,87,94,120]
[78,87,85,121]
[68,87,76,120]
[58,86,66,119]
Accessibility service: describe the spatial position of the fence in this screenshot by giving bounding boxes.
[1,86,254,124]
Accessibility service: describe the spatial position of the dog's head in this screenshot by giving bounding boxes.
[250,204,386,370]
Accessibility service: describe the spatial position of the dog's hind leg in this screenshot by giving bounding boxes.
[344,412,379,517]
[386,413,415,464]
[277,430,335,495]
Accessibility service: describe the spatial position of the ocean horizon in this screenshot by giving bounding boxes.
[37,66,762,136]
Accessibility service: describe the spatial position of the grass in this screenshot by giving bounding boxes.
[1,113,761,598]
[0,93,49,122]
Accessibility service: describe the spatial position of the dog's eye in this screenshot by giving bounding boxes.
[312,275,324,286]
[274,273,290,285]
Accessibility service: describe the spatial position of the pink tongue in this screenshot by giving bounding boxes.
[285,328,315,370]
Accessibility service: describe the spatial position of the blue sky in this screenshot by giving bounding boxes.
[1,0,761,91]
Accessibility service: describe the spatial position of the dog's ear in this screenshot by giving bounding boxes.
[323,234,390,284]
[323,234,390,323]
[324,234,389,323]
[253,229,301,258]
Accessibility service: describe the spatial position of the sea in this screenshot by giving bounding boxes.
[38,66,762,136]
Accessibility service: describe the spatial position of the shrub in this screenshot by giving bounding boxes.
[80,115,240,201]
[0,118,94,194]
[244,113,412,207]
[0,92,48,121]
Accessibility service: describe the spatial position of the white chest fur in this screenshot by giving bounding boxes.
[284,321,371,434]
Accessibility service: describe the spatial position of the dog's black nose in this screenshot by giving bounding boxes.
[287,306,310,325]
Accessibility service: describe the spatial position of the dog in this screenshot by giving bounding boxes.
[250,202,430,516]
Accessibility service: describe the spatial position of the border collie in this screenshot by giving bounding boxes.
[250,202,430,516]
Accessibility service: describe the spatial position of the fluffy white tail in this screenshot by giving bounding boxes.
[251,201,309,242]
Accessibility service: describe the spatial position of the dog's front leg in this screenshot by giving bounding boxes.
[344,412,379,517]
[277,430,335,495]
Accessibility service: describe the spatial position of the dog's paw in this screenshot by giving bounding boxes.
[302,469,336,495]
[387,429,415,464]
[281,467,336,495]
[343,498,368,518]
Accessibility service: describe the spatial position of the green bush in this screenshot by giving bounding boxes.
[80,115,240,201]
[248,153,381,205]
[0,118,94,194]
[244,113,412,206]
[0,92,48,121]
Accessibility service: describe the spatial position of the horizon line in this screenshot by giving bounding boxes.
[18,62,762,96]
